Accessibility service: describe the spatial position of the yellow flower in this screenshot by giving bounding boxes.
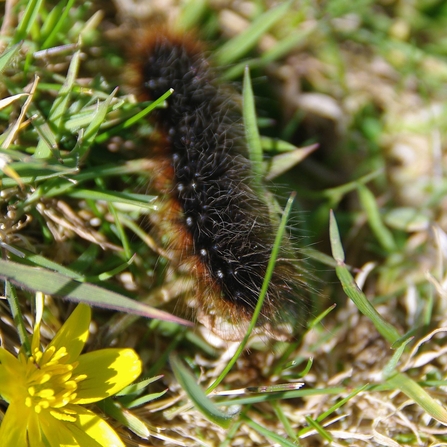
[0,303,142,446]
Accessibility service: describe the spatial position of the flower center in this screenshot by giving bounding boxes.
[24,346,86,420]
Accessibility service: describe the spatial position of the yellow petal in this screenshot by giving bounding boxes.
[37,409,85,447]
[40,408,119,447]
[73,349,142,404]
[27,410,44,447]
[0,401,29,446]
[46,304,91,364]
[0,348,27,402]
[66,405,125,447]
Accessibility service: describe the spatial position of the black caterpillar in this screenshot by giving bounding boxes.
[136,30,310,340]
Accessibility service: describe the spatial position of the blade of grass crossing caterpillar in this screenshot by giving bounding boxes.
[207,193,296,394]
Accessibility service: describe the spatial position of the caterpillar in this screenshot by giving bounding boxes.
[132,29,311,341]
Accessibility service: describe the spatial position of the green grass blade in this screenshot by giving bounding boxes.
[218,386,347,407]
[108,203,132,260]
[265,143,317,181]
[222,27,315,80]
[298,247,339,269]
[261,136,299,153]
[243,66,263,180]
[87,256,135,283]
[305,416,332,443]
[322,169,383,207]
[170,354,236,428]
[39,1,65,46]
[0,258,192,326]
[41,0,76,49]
[260,28,314,64]
[308,304,337,329]
[32,112,61,160]
[387,372,447,424]
[207,193,296,393]
[71,87,118,159]
[244,417,298,447]
[272,402,296,441]
[95,88,173,144]
[9,247,85,281]
[99,399,150,439]
[176,0,208,31]
[35,49,81,157]
[0,162,78,187]
[334,263,400,344]
[1,159,154,189]
[5,281,31,356]
[66,189,157,210]
[330,211,401,344]
[124,390,168,409]
[358,184,396,252]
[13,0,44,44]
[215,0,292,65]
[382,337,413,379]
[329,210,345,262]
[0,42,23,74]
[317,385,368,423]
[117,375,164,397]
[220,420,243,447]
[48,48,80,130]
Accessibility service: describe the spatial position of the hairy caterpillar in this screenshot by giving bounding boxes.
[132,30,311,341]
